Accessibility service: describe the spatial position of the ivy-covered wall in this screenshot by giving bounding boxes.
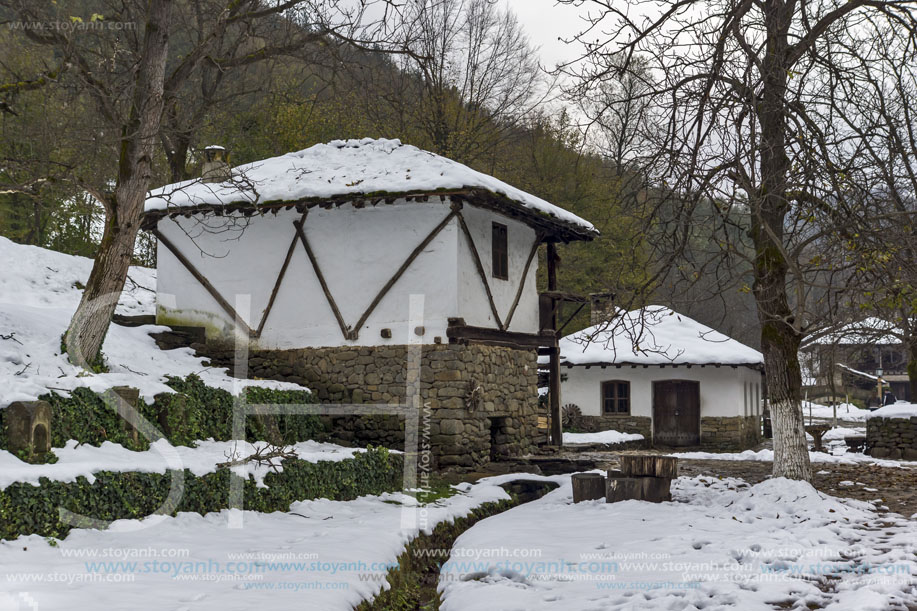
[0,447,403,541]
[0,375,326,452]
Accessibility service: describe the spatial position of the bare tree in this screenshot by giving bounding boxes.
[0,0,403,367]
[351,0,548,166]
[830,24,917,399]
[557,0,917,480]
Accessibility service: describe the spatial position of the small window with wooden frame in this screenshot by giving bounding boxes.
[491,222,508,280]
[602,380,630,414]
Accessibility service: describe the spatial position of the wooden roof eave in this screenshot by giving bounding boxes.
[555,360,765,370]
[140,187,598,243]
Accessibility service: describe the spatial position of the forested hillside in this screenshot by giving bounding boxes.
[0,0,758,342]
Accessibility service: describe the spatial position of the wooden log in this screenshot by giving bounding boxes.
[641,477,673,503]
[619,454,678,478]
[572,473,606,503]
[606,475,643,503]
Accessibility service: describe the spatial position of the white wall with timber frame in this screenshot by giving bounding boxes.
[154,197,542,349]
[561,364,764,421]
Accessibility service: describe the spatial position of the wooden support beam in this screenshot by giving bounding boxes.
[153,229,254,337]
[350,208,458,339]
[293,219,351,340]
[547,242,562,447]
[454,206,503,329]
[502,237,541,331]
[256,212,305,337]
[446,323,555,349]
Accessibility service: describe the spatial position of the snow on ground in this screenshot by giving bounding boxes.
[0,439,365,490]
[0,477,521,610]
[145,138,595,233]
[562,430,645,445]
[0,236,305,406]
[868,402,917,420]
[439,475,917,611]
[802,401,871,422]
[671,447,914,468]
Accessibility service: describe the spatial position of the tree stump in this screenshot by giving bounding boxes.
[572,473,606,503]
[606,474,643,503]
[620,454,678,478]
[5,401,52,455]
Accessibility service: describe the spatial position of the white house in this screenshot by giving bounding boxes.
[555,306,764,449]
[142,138,597,467]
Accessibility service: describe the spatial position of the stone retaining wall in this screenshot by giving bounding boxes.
[578,415,652,440]
[867,416,917,460]
[199,343,544,469]
[700,416,762,451]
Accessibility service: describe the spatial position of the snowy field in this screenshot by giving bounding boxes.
[671,447,915,468]
[440,475,917,611]
[0,236,306,406]
[802,401,872,422]
[0,478,518,611]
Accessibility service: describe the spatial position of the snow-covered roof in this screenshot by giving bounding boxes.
[805,318,903,347]
[554,306,763,366]
[145,138,596,239]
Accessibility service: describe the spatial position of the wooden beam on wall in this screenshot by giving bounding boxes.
[153,228,254,337]
[547,242,562,447]
[255,212,305,337]
[455,207,504,330]
[502,237,541,332]
[293,219,351,340]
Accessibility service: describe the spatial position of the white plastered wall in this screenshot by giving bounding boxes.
[155,199,542,348]
[560,365,764,420]
[455,205,539,334]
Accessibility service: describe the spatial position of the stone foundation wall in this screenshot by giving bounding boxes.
[200,343,544,469]
[700,416,762,451]
[867,416,917,460]
[579,415,652,440]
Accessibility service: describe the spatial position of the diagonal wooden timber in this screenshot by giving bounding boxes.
[152,228,254,337]
[293,218,352,340]
[255,211,306,337]
[501,236,541,331]
[455,208,504,330]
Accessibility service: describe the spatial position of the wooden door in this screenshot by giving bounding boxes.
[653,380,700,446]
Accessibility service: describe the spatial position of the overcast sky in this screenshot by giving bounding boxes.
[501,0,594,71]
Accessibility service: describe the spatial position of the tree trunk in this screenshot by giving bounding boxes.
[752,3,812,482]
[908,338,917,401]
[64,0,173,367]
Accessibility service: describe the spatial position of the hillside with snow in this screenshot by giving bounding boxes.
[0,237,305,405]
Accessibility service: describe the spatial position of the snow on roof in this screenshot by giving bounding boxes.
[806,317,903,346]
[145,138,596,235]
[554,306,763,366]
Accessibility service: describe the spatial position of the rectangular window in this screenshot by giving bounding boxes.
[492,222,508,280]
[602,381,630,414]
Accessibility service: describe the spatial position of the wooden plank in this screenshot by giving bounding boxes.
[446,323,555,348]
[349,208,458,340]
[293,219,351,340]
[255,212,305,337]
[153,229,254,337]
[501,237,541,331]
[455,209,504,330]
[547,242,562,447]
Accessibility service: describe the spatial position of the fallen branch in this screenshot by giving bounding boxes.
[216,443,297,473]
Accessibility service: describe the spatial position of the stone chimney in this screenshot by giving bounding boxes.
[589,291,616,325]
[200,145,231,183]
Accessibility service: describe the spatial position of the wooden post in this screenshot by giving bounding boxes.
[571,473,606,502]
[547,242,562,447]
